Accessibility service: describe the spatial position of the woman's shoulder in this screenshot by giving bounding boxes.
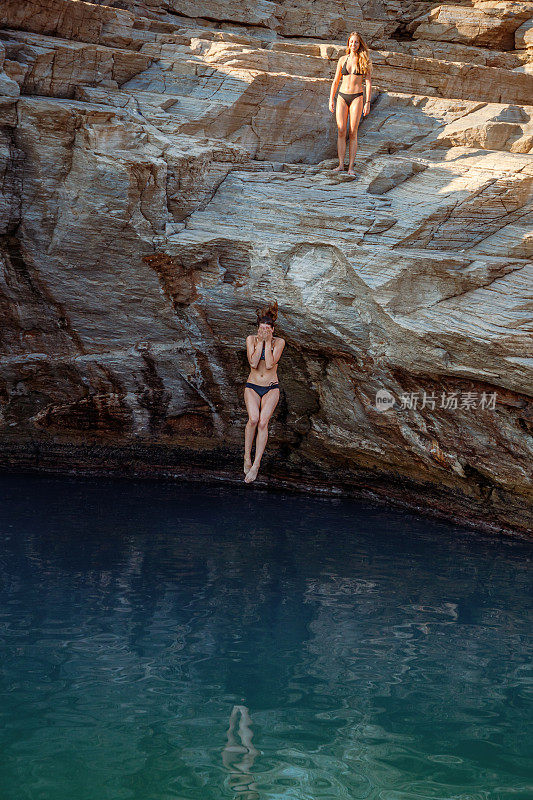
[274,336,286,346]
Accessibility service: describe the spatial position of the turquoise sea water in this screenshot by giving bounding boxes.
[0,473,531,800]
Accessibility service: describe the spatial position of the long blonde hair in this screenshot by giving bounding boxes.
[344,31,372,76]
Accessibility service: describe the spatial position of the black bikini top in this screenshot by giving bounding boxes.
[341,58,364,76]
[258,340,274,361]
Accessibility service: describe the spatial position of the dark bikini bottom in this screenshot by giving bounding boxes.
[338,91,363,107]
[246,382,279,398]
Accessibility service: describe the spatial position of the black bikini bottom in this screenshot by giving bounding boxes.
[338,91,363,107]
[246,382,279,398]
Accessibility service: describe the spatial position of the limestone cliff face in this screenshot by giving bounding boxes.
[0,0,532,536]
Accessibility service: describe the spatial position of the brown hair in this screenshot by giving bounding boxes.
[256,300,278,328]
[344,31,372,76]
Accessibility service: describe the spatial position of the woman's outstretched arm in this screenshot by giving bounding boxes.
[329,58,343,112]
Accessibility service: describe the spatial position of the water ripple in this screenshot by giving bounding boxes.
[0,475,531,800]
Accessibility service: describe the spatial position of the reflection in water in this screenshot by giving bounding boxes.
[223,706,260,799]
[0,473,531,800]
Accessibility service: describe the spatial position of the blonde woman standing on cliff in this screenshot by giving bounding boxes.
[329,31,372,176]
[243,301,285,484]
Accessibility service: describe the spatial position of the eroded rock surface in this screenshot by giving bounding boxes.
[0,0,532,535]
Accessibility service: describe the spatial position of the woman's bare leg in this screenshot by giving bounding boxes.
[244,388,280,484]
[244,388,260,474]
[333,96,349,171]
[347,96,364,175]
[222,705,259,798]
[237,707,257,753]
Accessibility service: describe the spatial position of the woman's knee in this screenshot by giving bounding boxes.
[247,413,259,427]
[257,417,269,432]
[349,128,358,140]
[338,124,347,137]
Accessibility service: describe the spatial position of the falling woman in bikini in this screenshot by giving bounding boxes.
[329,31,372,176]
[243,301,285,484]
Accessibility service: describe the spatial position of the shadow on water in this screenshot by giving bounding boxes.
[0,472,531,800]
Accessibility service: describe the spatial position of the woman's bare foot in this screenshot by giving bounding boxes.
[332,164,344,172]
[244,457,252,475]
[244,463,260,483]
[347,168,356,176]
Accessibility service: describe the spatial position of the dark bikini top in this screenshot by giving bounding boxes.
[341,59,364,76]
[258,340,274,361]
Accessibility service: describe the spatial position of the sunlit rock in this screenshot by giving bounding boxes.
[0,0,531,536]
